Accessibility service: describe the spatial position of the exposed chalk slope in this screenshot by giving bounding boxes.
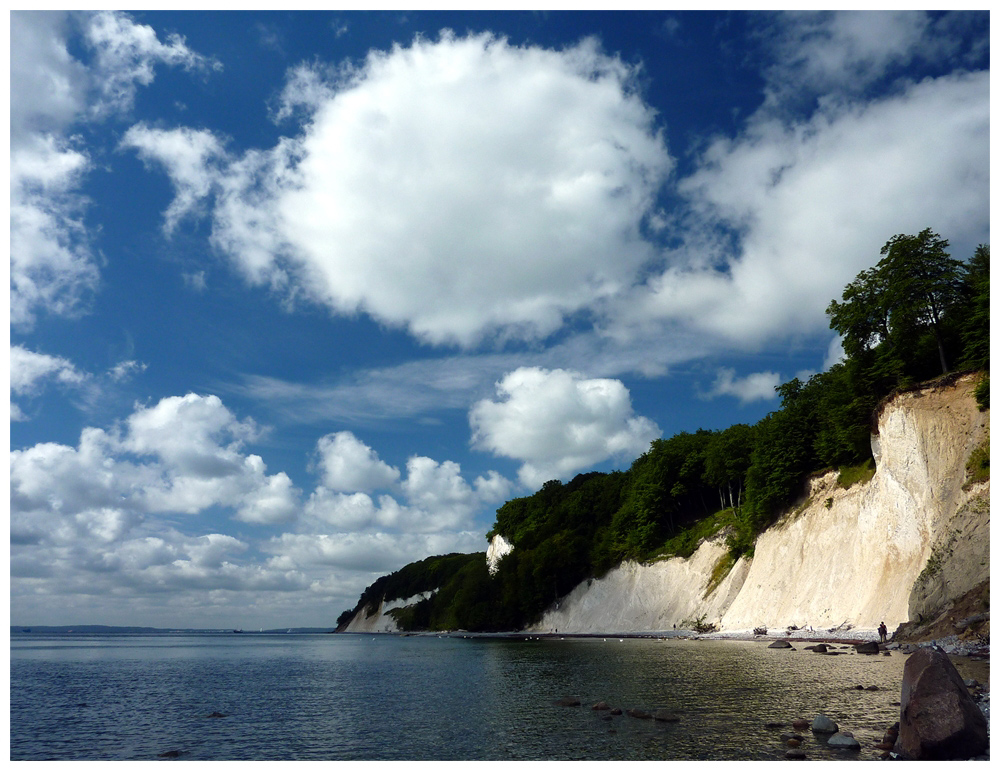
[534,374,989,635]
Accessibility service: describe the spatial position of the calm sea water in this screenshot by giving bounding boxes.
[9,633,985,761]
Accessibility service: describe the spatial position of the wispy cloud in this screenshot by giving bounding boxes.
[703,368,781,405]
[10,11,218,328]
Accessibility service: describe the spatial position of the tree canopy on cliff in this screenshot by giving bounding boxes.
[340,230,989,633]
[828,229,972,385]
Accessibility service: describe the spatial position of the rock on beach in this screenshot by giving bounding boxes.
[895,647,988,759]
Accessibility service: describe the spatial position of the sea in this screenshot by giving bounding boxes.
[9,631,989,761]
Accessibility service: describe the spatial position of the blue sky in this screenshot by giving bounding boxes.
[9,10,989,629]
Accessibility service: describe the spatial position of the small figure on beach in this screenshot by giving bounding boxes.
[878,621,888,643]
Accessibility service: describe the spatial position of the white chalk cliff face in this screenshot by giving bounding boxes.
[534,375,988,635]
[344,376,987,635]
[486,533,513,575]
[341,592,434,633]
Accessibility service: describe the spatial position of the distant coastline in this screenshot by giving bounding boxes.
[10,625,335,635]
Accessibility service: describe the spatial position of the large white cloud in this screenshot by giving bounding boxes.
[614,67,988,350]
[126,15,986,372]
[124,31,672,346]
[470,367,661,488]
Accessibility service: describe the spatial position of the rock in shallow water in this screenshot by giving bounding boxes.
[827,732,860,750]
[811,714,838,733]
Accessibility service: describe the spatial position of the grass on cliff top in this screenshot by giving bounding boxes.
[651,507,738,561]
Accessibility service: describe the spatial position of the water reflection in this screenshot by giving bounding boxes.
[11,634,975,761]
[479,637,911,760]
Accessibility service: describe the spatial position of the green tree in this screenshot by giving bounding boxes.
[958,244,990,371]
[703,423,756,511]
[879,229,966,375]
[828,228,967,381]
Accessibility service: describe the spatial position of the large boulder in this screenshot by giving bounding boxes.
[895,647,988,759]
[768,640,793,649]
[854,641,880,655]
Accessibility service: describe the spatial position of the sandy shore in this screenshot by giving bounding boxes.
[427,626,990,662]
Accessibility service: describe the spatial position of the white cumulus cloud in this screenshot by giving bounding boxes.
[311,431,401,492]
[126,31,672,347]
[11,393,300,526]
[470,367,661,488]
[614,61,988,351]
[304,432,513,534]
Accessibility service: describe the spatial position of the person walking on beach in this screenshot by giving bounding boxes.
[878,621,887,644]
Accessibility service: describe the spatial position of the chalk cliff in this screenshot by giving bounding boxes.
[345,375,988,636]
[531,374,988,635]
[341,592,434,633]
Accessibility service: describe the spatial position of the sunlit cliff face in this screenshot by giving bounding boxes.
[486,534,514,576]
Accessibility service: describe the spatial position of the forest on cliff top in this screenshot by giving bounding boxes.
[338,230,990,633]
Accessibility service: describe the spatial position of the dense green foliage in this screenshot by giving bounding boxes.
[339,231,989,633]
